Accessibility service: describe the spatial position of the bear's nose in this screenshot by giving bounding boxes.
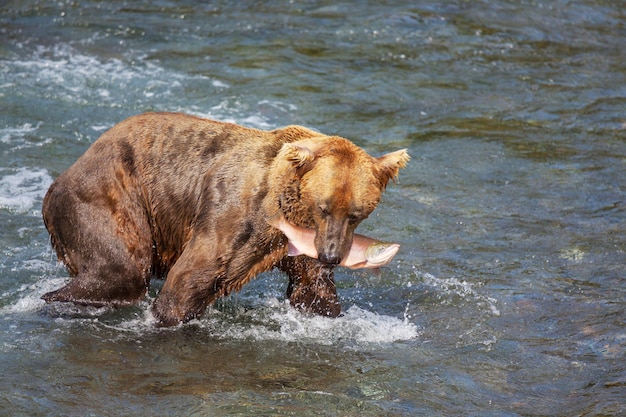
[319,253,341,265]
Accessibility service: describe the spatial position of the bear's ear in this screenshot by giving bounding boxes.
[376,149,410,187]
[281,141,322,172]
[284,143,316,167]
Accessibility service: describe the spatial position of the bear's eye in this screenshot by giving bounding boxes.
[348,213,360,224]
[319,205,330,217]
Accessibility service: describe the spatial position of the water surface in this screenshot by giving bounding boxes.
[1,1,625,415]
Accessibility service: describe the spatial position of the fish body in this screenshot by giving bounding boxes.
[267,213,399,270]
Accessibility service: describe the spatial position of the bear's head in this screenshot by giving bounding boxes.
[275,136,410,266]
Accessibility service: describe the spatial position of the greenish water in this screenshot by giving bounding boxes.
[1,1,624,415]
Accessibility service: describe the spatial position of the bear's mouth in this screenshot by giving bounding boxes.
[317,251,343,266]
[319,260,341,268]
[267,212,399,270]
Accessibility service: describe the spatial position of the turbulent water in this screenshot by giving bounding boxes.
[1,1,625,416]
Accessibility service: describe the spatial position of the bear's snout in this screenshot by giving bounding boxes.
[314,218,353,267]
[318,251,342,266]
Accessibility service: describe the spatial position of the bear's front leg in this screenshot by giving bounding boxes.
[280,256,341,318]
[152,243,228,326]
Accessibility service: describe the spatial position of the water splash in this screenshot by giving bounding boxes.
[0,167,53,213]
[412,269,500,317]
[2,274,418,347]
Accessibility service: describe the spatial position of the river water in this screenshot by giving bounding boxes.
[1,1,624,416]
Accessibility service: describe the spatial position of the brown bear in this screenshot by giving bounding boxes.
[41,112,409,326]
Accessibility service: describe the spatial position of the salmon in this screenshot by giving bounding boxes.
[267,213,400,270]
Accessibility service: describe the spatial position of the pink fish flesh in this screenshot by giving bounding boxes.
[267,213,400,270]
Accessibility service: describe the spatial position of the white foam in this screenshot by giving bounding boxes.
[0,123,41,144]
[187,298,420,345]
[7,43,226,111]
[258,99,298,113]
[12,44,155,104]
[212,80,230,88]
[2,277,418,345]
[90,124,111,132]
[0,167,53,213]
[81,291,419,345]
[5,43,298,136]
[1,275,67,314]
[0,122,52,154]
[193,97,300,130]
[201,100,274,129]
